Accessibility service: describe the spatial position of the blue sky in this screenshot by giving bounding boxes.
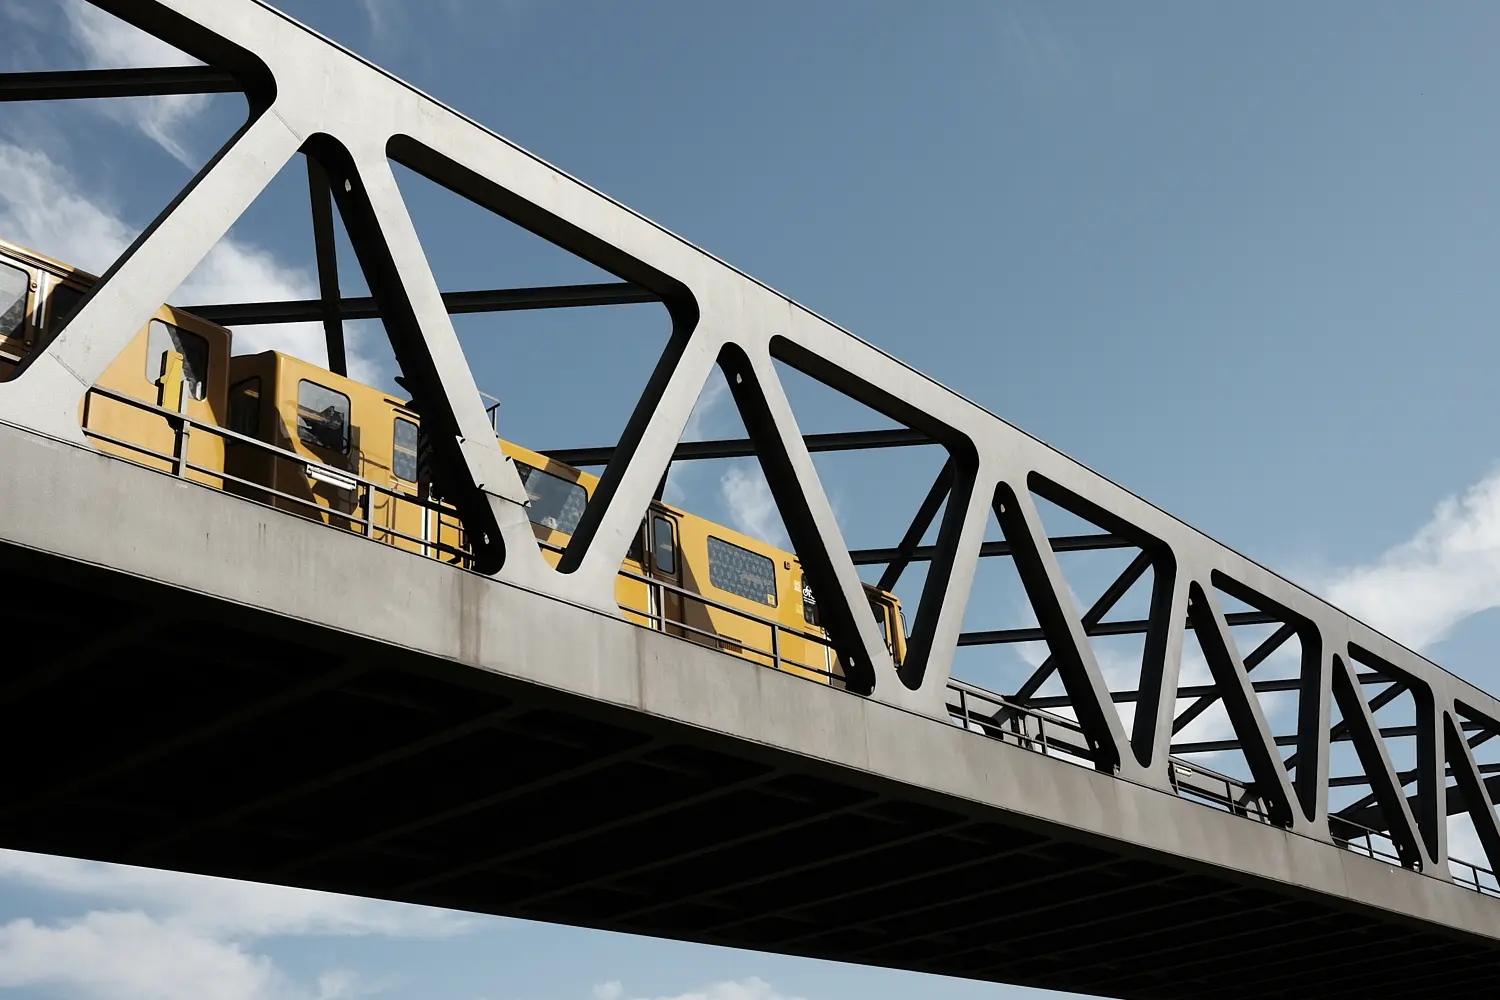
[4,1,1500,998]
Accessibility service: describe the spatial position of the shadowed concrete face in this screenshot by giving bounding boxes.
[0,422,1497,1000]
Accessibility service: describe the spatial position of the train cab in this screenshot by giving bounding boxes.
[0,238,230,488]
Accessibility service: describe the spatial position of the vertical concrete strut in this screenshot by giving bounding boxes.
[1134,565,1188,781]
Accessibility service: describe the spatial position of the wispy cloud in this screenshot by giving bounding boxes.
[996,4,1081,100]
[60,0,211,167]
[0,850,467,1000]
[719,463,787,547]
[590,979,807,1000]
[1320,466,1500,651]
[0,140,383,382]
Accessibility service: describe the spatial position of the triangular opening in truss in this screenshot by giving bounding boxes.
[1023,485,1168,764]
[0,2,261,381]
[682,338,970,698]
[63,143,494,567]
[1168,580,1304,828]
[384,144,677,571]
[767,358,954,616]
[1193,579,1317,818]
[1446,703,1500,889]
[1328,648,1432,869]
[962,479,1144,774]
[597,366,819,678]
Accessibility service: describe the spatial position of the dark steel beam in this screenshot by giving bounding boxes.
[876,460,952,592]
[1011,550,1153,704]
[1022,672,1387,709]
[547,427,932,468]
[1170,622,1297,735]
[0,66,239,101]
[854,530,1132,567]
[1334,730,1500,823]
[959,609,1277,646]
[1330,761,1500,788]
[305,157,346,376]
[184,282,657,325]
[1281,679,1406,775]
[1171,719,1484,756]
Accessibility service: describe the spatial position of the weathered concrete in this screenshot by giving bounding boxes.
[1,420,1497,999]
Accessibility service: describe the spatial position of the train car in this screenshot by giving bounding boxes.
[227,350,907,684]
[0,238,229,488]
[0,236,908,686]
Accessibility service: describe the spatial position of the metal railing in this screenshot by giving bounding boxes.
[614,567,841,682]
[76,384,1500,897]
[82,385,471,563]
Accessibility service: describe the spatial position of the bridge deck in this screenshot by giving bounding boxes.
[1,421,1497,1000]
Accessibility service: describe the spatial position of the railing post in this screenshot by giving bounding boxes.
[173,415,190,477]
[770,622,780,673]
[363,485,375,537]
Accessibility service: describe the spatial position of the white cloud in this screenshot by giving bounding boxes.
[0,849,468,1000]
[0,139,382,382]
[61,0,211,167]
[720,462,786,547]
[358,0,401,39]
[593,978,807,1000]
[0,851,467,938]
[1322,466,1500,651]
[0,910,281,1000]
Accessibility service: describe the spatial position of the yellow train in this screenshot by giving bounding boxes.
[0,237,907,685]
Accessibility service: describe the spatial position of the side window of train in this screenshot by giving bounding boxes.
[46,282,84,340]
[228,378,261,437]
[652,515,677,576]
[707,536,776,606]
[868,597,890,645]
[515,461,588,534]
[145,320,209,400]
[297,379,351,454]
[0,261,28,340]
[393,417,419,482]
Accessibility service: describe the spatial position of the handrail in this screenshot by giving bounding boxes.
[85,384,458,516]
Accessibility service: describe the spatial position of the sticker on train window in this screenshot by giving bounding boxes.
[707,536,777,607]
[393,417,419,482]
[297,379,351,454]
[516,461,587,535]
[0,262,26,339]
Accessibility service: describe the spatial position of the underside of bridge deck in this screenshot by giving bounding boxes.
[1,538,1495,1000]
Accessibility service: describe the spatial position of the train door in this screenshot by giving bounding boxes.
[648,510,683,636]
[384,410,425,553]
